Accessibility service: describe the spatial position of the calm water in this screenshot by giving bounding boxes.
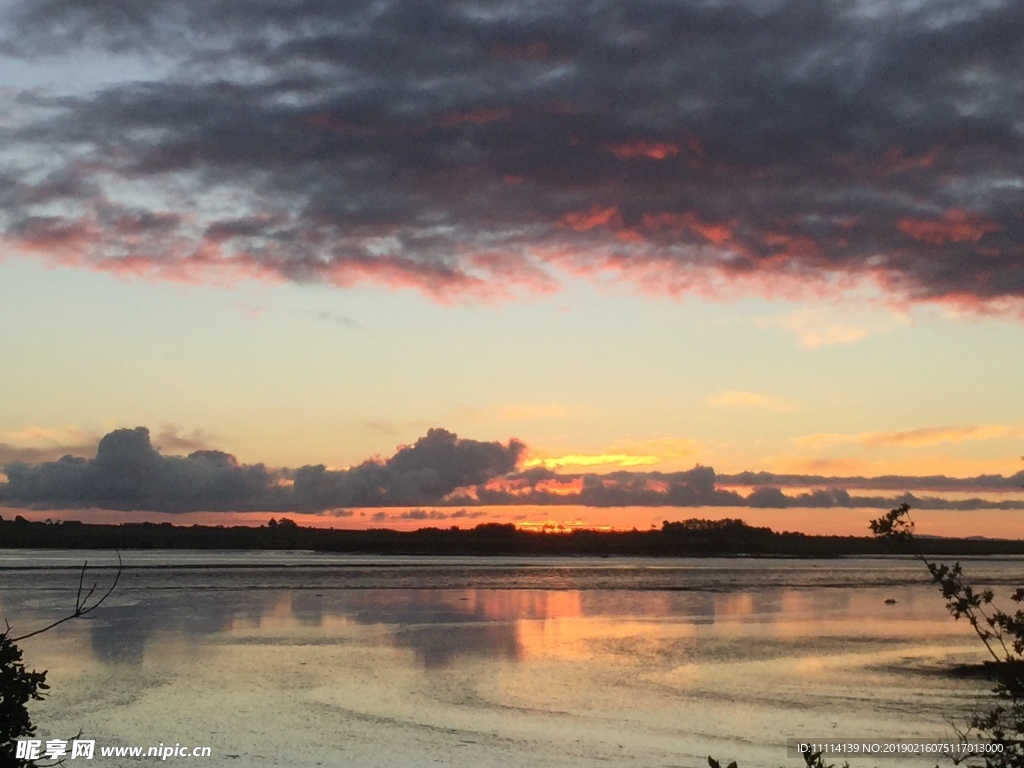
[1,550,1019,767]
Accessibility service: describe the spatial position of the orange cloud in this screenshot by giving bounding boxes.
[641,212,735,246]
[558,206,622,231]
[534,477,585,496]
[864,425,1015,448]
[766,453,1024,480]
[898,209,1001,245]
[794,424,1019,449]
[755,306,911,349]
[481,476,531,496]
[878,145,941,173]
[615,228,646,244]
[763,232,819,259]
[607,141,681,160]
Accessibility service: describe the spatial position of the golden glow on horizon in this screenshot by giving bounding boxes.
[9,504,1024,539]
[523,453,662,469]
[516,520,614,533]
[523,439,700,472]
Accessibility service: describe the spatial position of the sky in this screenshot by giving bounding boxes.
[1,0,1023,531]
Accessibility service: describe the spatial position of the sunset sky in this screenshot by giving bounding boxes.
[1,0,1023,529]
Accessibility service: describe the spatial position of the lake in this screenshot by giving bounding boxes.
[0,550,1017,767]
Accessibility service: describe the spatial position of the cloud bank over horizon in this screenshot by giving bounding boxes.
[0,426,525,513]
[2,0,1023,312]
[2,426,1022,515]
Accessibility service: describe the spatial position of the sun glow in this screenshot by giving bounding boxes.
[523,453,662,469]
[516,520,614,533]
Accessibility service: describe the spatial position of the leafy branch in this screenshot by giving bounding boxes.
[871,504,1024,766]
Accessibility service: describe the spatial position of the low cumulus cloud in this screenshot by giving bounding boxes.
[1,428,282,513]
[2,426,1022,513]
[0,426,524,513]
[0,1,1022,312]
[464,466,1024,510]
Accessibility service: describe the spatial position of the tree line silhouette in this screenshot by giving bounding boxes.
[4,514,1024,556]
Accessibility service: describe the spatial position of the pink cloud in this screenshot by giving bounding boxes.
[898,209,1001,245]
[558,206,622,231]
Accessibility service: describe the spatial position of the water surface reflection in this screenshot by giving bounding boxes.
[30,581,977,670]
[0,556,1002,768]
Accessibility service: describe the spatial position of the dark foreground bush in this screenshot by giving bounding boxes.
[0,631,48,767]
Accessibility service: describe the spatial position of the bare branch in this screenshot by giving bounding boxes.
[11,551,122,643]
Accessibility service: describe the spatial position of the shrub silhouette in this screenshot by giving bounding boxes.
[0,632,48,767]
[872,503,1024,766]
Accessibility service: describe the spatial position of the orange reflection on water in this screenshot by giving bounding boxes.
[460,589,582,622]
[714,592,755,619]
[517,615,699,664]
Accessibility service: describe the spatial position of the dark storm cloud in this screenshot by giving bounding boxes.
[292,428,526,509]
[1,427,283,512]
[0,426,524,513]
[1,0,1022,309]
